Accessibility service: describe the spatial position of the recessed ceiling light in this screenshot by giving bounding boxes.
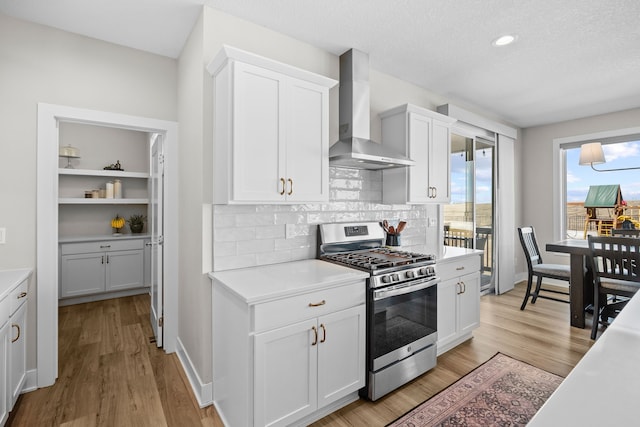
[492,34,517,47]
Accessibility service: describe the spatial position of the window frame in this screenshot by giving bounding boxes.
[552,127,640,241]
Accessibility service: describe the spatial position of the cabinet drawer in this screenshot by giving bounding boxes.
[61,239,144,255]
[437,256,481,281]
[252,281,365,333]
[9,279,28,315]
[0,296,9,328]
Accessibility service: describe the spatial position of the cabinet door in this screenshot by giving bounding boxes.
[285,79,329,202]
[254,318,317,427]
[9,303,26,409]
[407,112,431,203]
[232,62,285,202]
[60,252,105,297]
[428,120,452,203]
[0,321,8,424]
[106,249,144,292]
[437,278,458,350]
[317,304,365,408]
[458,272,481,335]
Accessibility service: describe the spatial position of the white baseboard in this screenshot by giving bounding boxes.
[21,369,38,394]
[175,336,213,408]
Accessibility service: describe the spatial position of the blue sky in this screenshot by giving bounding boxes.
[450,141,640,205]
[450,148,493,204]
[567,141,640,202]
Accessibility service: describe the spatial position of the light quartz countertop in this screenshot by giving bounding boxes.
[0,268,32,299]
[59,234,150,243]
[209,259,368,305]
[440,245,484,261]
[528,290,640,425]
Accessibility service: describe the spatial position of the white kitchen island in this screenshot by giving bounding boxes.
[209,259,368,427]
[528,290,640,425]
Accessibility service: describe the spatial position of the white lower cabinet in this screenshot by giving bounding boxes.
[60,238,145,299]
[437,254,481,355]
[211,261,367,427]
[0,302,9,426]
[9,302,26,409]
[254,305,365,427]
[0,269,31,425]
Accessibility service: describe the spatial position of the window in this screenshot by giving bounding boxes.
[559,138,640,239]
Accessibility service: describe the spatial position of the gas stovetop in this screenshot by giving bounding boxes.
[322,248,435,272]
[318,222,438,288]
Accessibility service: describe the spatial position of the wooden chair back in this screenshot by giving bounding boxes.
[611,229,640,237]
[518,226,543,270]
[588,236,640,284]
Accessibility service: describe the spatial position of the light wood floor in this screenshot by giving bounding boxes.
[9,283,595,426]
[8,294,222,427]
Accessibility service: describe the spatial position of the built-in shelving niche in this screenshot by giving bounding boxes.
[58,122,150,238]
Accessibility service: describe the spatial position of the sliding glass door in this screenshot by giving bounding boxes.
[444,134,495,292]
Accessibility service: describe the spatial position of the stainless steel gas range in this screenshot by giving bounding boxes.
[318,222,439,401]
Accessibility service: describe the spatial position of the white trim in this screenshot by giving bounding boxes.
[552,126,640,241]
[437,103,518,139]
[21,369,38,394]
[206,45,337,88]
[175,337,213,408]
[36,103,179,387]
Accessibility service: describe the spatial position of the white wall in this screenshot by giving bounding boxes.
[521,107,640,266]
[175,6,522,392]
[0,12,177,374]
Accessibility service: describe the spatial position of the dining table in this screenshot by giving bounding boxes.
[545,239,593,328]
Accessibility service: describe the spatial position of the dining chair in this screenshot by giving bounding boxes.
[588,235,640,339]
[611,229,640,237]
[518,226,571,310]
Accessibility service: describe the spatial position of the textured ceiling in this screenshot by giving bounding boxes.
[2,0,640,128]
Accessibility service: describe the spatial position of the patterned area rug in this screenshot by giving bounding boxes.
[387,353,563,426]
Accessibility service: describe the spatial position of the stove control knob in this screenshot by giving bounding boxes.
[382,275,391,284]
[418,268,426,276]
[405,271,415,279]
[392,274,400,282]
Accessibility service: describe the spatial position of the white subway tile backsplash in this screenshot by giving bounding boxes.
[214,241,237,257]
[255,225,286,239]
[237,239,275,255]
[212,166,437,271]
[235,213,275,227]
[256,250,293,265]
[214,226,255,242]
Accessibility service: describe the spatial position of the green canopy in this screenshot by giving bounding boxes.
[584,185,623,208]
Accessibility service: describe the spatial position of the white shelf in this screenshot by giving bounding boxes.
[58,168,149,179]
[59,198,149,205]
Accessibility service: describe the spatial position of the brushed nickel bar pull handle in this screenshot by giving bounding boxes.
[308,300,326,307]
[101,256,104,264]
[106,255,109,264]
[11,324,20,343]
[280,178,286,195]
[320,324,326,343]
[311,326,318,346]
[456,266,465,271]
[288,178,293,196]
[17,292,27,299]
[100,245,111,249]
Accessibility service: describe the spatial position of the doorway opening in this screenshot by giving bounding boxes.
[36,103,178,388]
[443,133,495,293]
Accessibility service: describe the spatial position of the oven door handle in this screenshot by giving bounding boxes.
[373,277,440,300]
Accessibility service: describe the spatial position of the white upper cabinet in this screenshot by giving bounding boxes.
[381,104,456,204]
[208,46,337,204]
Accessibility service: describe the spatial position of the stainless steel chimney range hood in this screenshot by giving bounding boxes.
[329,49,415,170]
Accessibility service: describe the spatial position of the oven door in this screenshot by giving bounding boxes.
[369,277,438,371]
